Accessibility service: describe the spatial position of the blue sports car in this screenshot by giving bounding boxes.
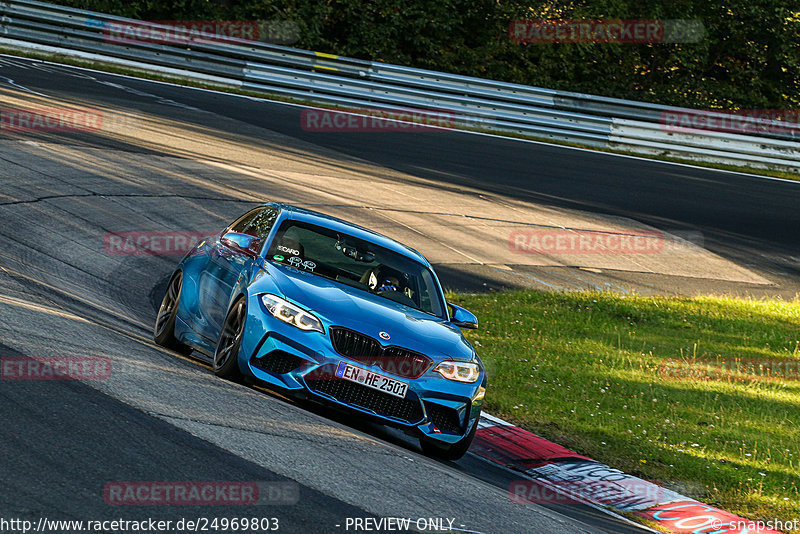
[154,203,486,460]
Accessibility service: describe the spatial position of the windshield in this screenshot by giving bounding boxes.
[266,220,445,318]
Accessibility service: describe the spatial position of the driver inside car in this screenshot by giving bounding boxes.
[362,266,416,305]
[376,276,401,293]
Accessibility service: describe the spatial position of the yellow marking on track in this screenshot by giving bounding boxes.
[253,384,295,403]
[171,352,213,371]
[0,293,93,323]
[314,51,338,59]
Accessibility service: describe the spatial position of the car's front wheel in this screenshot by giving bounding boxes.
[419,415,480,461]
[153,272,190,353]
[213,297,246,380]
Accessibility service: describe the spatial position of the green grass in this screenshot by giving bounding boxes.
[448,290,800,523]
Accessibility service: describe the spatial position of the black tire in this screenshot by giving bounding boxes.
[213,297,246,380]
[153,272,191,353]
[419,414,480,461]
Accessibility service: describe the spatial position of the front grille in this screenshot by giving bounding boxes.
[330,327,432,379]
[250,351,304,374]
[306,365,424,424]
[426,402,464,434]
[330,326,382,357]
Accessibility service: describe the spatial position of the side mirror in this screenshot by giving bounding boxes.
[448,303,478,329]
[220,231,262,257]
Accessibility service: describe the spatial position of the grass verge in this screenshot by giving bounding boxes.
[448,290,800,523]
[1,46,798,183]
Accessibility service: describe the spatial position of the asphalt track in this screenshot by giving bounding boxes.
[1,55,799,534]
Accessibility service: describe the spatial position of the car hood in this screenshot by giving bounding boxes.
[255,263,475,361]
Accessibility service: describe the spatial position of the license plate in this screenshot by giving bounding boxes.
[335,361,408,398]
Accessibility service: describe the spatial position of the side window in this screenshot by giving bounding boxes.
[419,269,443,318]
[241,208,278,241]
[229,208,262,234]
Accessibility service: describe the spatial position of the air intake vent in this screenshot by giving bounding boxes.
[250,351,304,374]
[306,365,424,424]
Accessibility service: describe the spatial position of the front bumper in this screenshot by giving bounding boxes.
[238,297,485,444]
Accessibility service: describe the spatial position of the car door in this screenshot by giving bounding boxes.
[195,208,261,341]
[198,207,278,340]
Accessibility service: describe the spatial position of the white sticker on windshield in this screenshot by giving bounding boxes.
[287,256,316,272]
[277,245,300,256]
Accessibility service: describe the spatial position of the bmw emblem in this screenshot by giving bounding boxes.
[379,331,391,340]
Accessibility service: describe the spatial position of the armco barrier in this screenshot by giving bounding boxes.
[0,0,798,172]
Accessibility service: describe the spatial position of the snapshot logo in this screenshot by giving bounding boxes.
[300,108,468,132]
[638,501,788,534]
[727,519,800,533]
[661,109,800,136]
[1,356,111,381]
[103,481,299,506]
[509,19,705,44]
[1,107,103,133]
[101,20,299,45]
[104,231,213,256]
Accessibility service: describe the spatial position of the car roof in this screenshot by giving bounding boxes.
[264,202,431,267]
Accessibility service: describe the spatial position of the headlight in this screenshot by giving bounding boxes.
[434,361,480,383]
[260,294,323,333]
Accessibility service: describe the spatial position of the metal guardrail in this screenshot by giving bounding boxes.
[1,0,798,173]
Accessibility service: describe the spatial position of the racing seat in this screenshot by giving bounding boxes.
[360,265,400,290]
[359,266,417,308]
